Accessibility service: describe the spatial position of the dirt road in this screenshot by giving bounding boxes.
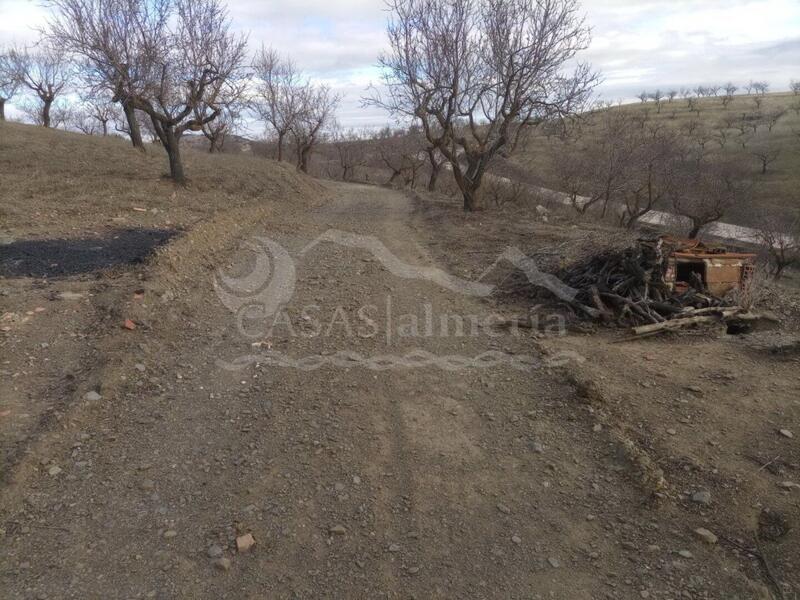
[0,182,787,598]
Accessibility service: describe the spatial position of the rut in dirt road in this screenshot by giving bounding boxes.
[1,183,762,599]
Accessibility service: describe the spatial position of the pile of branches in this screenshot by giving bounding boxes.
[554,238,743,333]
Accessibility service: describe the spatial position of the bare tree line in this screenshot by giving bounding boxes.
[0,0,339,182]
[555,110,753,237]
[554,82,799,240]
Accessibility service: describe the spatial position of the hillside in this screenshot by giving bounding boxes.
[511,92,800,226]
[1,121,325,492]
[0,121,319,241]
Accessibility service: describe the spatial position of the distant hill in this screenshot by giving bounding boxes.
[511,92,800,226]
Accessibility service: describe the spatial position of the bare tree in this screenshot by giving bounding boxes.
[554,111,635,217]
[737,130,754,149]
[9,44,72,127]
[765,108,786,132]
[194,69,248,153]
[425,144,446,191]
[48,0,247,182]
[756,214,799,279]
[374,127,427,188]
[668,154,749,238]
[713,125,730,149]
[76,91,117,135]
[708,84,721,97]
[721,113,739,130]
[368,0,597,211]
[252,47,303,161]
[791,80,800,95]
[638,91,649,104]
[70,107,101,134]
[332,128,368,181]
[691,126,714,152]
[667,90,678,103]
[19,96,73,129]
[681,118,701,138]
[651,89,663,113]
[751,147,780,175]
[0,48,20,121]
[619,128,682,228]
[291,83,339,173]
[46,0,157,149]
[752,81,770,95]
[721,82,737,107]
[198,105,240,153]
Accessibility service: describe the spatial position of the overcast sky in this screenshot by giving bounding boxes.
[1,0,799,130]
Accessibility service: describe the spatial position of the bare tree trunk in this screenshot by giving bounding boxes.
[163,127,186,184]
[101,120,108,136]
[42,97,53,128]
[0,99,5,121]
[386,170,402,185]
[426,148,441,191]
[428,164,440,191]
[461,186,482,211]
[122,100,145,151]
[276,132,284,162]
[688,222,702,239]
[298,143,311,173]
[209,136,222,153]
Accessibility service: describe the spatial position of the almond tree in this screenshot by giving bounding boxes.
[193,70,248,153]
[751,147,780,175]
[376,130,426,187]
[619,128,683,228]
[368,0,597,211]
[332,128,369,181]
[69,91,117,135]
[669,154,750,238]
[721,82,737,107]
[291,83,340,173]
[251,47,303,162]
[47,0,159,149]
[554,110,637,217]
[9,45,72,127]
[425,144,446,191]
[0,48,20,121]
[48,0,247,182]
[84,93,116,135]
[756,214,799,279]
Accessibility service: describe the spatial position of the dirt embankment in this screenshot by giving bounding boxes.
[0,121,325,492]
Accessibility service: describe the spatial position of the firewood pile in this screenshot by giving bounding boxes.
[549,237,749,336]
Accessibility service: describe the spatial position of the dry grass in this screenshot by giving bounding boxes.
[513,92,800,226]
[0,121,322,239]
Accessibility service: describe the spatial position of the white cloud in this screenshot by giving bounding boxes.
[1,0,798,127]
